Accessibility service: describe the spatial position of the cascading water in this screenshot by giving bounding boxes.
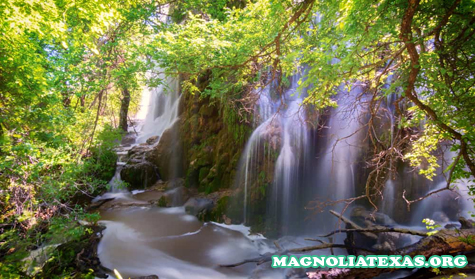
[381,92,397,218]
[95,67,474,279]
[236,76,372,236]
[98,74,181,196]
[316,85,366,205]
[271,96,309,234]
[237,71,473,239]
[136,75,181,144]
[410,149,475,225]
[299,83,369,237]
[96,77,277,279]
[235,72,309,235]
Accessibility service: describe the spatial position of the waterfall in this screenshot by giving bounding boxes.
[318,85,366,202]
[410,149,475,225]
[97,74,180,196]
[136,75,181,143]
[381,91,397,217]
[234,68,475,237]
[235,73,309,234]
[302,84,368,236]
[271,97,309,234]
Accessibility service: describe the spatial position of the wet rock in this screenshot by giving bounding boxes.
[133,189,164,203]
[250,261,274,279]
[184,198,214,216]
[87,198,115,211]
[444,223,459,229]
[262,118,282,150]
[165,178,185,189]
[146,136,159,145]
[157,186,190,207]
[350,206,396,226]
[120,161,159,189]
[431,211,450,223]
[147,120,183,181]
[459,217,475,229]
[121,133,136,146]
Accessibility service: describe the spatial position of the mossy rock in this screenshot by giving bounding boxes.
[120,162,158,190]
[198,167,210,182]
[205,196,229,222]
[198,104,217,117]
[37,226,109,279]
[179,80,252,196]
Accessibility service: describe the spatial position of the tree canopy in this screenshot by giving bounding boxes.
[152,0,475,195]
[0,0,474,276]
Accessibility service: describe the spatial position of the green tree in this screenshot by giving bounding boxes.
[152,0,474,206]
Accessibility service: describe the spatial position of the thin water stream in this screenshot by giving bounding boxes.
[96,77,281,279]
[95,72,473,279]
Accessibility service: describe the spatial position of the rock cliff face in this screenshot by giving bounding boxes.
[120,80,251,201]
[179,91,251,193]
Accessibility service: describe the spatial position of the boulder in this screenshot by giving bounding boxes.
[350,206,396,227]
[165,178,185,189]
[157,186,190,207]
[128,144,153,158]
[146,136,159,145]
[184,198,214,216]
[120,161,159,189]
[147,120,183,181]
[431,211,450,223]
[121,133,137,146]
[459,217,475,229]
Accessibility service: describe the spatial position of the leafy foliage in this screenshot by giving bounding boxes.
[0,0,474,276]
[0,0,163,276]
[153,0,474,192]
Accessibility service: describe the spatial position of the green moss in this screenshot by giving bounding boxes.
[206,195,229,222]
[185,168,199,188]
[179,76,252,196]
[198,167,210,182]
[157,196,168,207]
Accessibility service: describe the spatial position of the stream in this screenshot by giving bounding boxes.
[94,72,474,279]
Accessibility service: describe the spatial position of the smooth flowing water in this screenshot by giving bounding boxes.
[136,75,181,144]
[96,70,473,279]
[235,73,309,234]
[96,76,282,279]
[98,204,275,279]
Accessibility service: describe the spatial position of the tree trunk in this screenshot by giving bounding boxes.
[119,87,130,132]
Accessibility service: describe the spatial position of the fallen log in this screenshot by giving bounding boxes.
[222,212,475,279]
[219,243,377,268]
[307,226,475,279]
[329,210,378,240]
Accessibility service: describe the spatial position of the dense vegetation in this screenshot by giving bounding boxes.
[0,0,473,277]
[0,0,159,276]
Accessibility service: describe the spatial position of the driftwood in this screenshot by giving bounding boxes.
[222,210,475,279]
[328,210,428,238]
[220,243,378,268]
[307,226,475,279]
[328,210,378,240]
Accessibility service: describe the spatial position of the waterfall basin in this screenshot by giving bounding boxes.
[97,203,279,279]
